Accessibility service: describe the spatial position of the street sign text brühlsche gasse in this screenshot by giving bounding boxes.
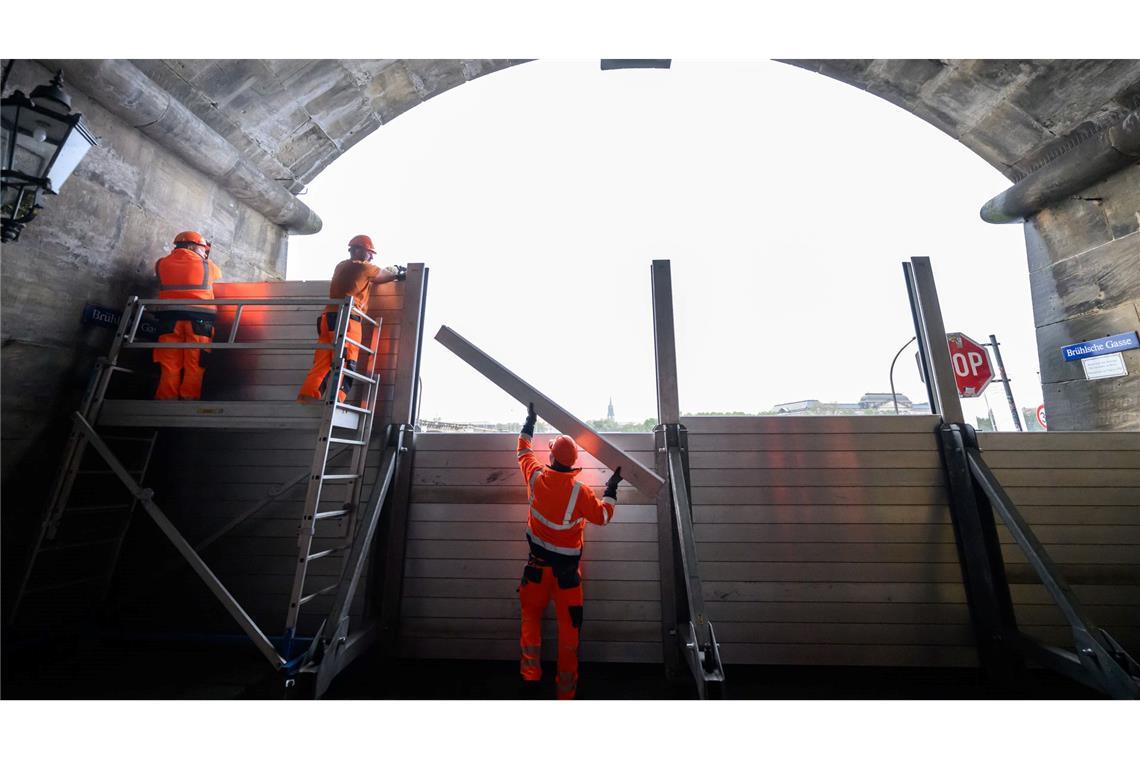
[1060,331,1140,362]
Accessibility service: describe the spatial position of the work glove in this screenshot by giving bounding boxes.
[522,402,537,437]
[604,467,623,499]
[395,265,407,282]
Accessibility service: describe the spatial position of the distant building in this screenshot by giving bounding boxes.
[607,397,615,422]
[770,392,928,416]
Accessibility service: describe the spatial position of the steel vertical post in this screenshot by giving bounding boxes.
[650,260,682,678]
[988,334,1023,432]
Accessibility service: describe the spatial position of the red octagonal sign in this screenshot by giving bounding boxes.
[947,332,994,398]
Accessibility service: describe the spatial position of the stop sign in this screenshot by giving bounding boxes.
[946,332,994,398]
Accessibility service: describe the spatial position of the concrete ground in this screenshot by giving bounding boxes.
[2,633,1098,700]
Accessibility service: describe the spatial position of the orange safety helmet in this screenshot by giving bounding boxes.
[348,234,376,255]
[548,435,579,468]
[173,230,210,253]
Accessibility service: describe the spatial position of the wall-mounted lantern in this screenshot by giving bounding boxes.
[2,70,98,243]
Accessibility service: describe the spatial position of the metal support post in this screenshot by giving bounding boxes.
[651,260,683,678]
[649,260,723,698]
[903,257,1022,688]
[987,334,1023,431]
[378,264,429,652]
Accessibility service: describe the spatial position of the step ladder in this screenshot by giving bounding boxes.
[283,311,384,658]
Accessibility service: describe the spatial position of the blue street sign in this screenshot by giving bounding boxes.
[81,303,158,337]
[1060,331,1140,362]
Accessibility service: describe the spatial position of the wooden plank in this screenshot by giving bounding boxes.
[407,520,657,543]
[404,558,660,581]
[713,621,974,646]
[698,561,963,584]
[982,450,1140,468]
[691,523,1140,545]
[409,484,658,505]
[978,432,1140,451]
[434,326,664,498]
[690,486,949,506]
[401,597,661,622]
[401,617,659,642]
[397,638,662,663]
[688,468,946,487]
[407,502,657,523]
[403,577,661,601]
[688,450,942,469]
[1003,487,1140,507]
[717,642,977,667]
[704,600,971,625]
[405,539,658,562]
[691,542,961,563]
[415,432,655,451]
[681,415,940,434]
[414,449,657,470]
[684,433,940,452]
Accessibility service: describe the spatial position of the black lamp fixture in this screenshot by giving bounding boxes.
[1,69,98,243]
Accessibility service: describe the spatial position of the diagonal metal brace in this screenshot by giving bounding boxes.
[72,411,286,670]
[665,423,724,698]
[964,434,1139,698]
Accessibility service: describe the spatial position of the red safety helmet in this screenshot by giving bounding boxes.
[348,234,376,257]
[174,230,210,252]
[549,435,578,468]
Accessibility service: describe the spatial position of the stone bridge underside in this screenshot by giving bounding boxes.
[2,59,1139,498]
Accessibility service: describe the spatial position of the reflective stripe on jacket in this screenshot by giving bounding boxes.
[517,433,616,556]
[155,248,222,314]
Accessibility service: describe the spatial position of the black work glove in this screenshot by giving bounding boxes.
[395,265,407,281]
[522,402,537,437]
[604,467,623,499]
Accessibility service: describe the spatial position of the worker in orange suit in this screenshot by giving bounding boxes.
[297,234,405,404]
[516,402,623,699]
[153,231,223,400]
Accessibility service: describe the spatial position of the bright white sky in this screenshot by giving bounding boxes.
[287,60,1040,429]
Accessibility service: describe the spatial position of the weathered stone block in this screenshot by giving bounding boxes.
[1028,195,1113,264]
[366,62,422,123]
[866,59,945,98]
[136,151,218,223]
[919,63,1006,130]
[1095,164,1140,240]
[277,122,337,182]
[1029,233,1140,327]
[1011,59,1140,134]
[1042,372,1140,432]
[403,59,469,100]
[1034,299,1140,384]
[961,100,1047,174]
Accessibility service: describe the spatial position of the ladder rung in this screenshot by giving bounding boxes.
[298,583,339,607]
[313,509,351,521]
[340,368,377,385]
[27,576,101,594]
[335,402,372,415]
[320,473,360,482]
[305,544,352,562]
[344,338,374,355]
[108,366,136,374]
[328,437,367,446]
[41,537,120,552]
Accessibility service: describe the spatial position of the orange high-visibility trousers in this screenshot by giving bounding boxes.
[153,319,214,400]
[519,560,584,699]
[298,313,363,402]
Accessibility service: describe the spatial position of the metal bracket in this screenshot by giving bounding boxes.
[965,438,1140,699]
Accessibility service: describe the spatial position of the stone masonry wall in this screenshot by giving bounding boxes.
[1,60,289,573]
[1025,162,1140,431]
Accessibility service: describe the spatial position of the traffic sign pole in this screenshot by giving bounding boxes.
[987,334,1023,432]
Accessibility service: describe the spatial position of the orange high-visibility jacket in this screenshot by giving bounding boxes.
[155,247,223,315]
[517,433,615,557]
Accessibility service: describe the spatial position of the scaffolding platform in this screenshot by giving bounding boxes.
[96,399,364,431]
